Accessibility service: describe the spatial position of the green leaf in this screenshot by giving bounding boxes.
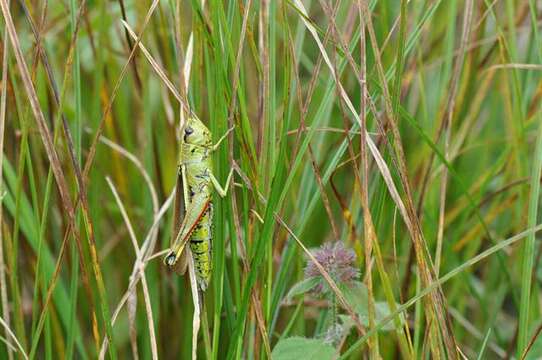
[373,302,399,331]
[340,281,403,331]
[271,337,336,360]
[286,277,320,301]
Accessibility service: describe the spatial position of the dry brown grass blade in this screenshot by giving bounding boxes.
[436,0,474,275]
[121,21,184,104]
[17,0,70,115]
[182,3,204,92]
[353,11,378,353]
[116,0,143,92]
[126,290,139,360]
[16,4,102,328]
[30,4,166,352]
[291,37,341,242]
[307,145,341,240]
[356,0,458,356]
[417,4,527,215]
[290,0,457,355]
[227,0,251,121]
[94,131,161,358]
[316,2,384,353]
[294,3,427,347]
[520,322,542,360]
[223,0,271,356]
[0,335,17,356]
[251,289,271,358]
[82,0,160,183]
[324,3,383,354]
[98,134,159,221]
[0,4,105,351]
[48,0,105,345]
[99,191,175,358]
[287,0,345,243]
[290,0,412,238]
[0,0,76,252]
[28,225,73,356]
[108,176,139,360]
[20,0,94,230]
[290,17,344,242]
[105,177,158,360]
[0,316,27,360]
[486,63,542,71]
[187,254,201,360]
[334,65,414,357]
[6,0,106,349]
[256,0,267,163]
[0,17,12,360]
[289,0,343,165]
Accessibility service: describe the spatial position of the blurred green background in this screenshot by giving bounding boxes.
[0,0,542,358]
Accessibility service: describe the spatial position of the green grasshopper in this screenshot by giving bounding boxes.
[164,116,233,291]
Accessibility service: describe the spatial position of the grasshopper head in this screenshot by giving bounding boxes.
[183,116,212,147]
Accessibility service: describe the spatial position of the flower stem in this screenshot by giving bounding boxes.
[331,293,338,328]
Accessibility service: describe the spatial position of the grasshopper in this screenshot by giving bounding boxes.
[164,116,233,291]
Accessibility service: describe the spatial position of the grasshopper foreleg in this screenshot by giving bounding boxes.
[212,126,235,152]
[209,169,233,198]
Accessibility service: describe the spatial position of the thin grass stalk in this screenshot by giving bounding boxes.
[0,10,11,360]
[66,0,82,358]
[516,0,542,355]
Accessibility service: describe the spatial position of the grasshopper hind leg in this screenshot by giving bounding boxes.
[164,166,190,274]
[164,252,176,266]
[164,248,189,275]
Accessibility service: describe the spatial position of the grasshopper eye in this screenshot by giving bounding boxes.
[185,127,194,136]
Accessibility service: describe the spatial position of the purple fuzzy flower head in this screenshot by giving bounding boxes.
[304,242,359,295]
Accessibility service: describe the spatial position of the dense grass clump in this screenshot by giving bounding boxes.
[0,0,542,359]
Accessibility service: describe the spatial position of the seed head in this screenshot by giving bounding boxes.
[304,242,359,295]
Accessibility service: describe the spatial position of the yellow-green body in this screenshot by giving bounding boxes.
[182,140,214,290]
[165,117,215,291]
